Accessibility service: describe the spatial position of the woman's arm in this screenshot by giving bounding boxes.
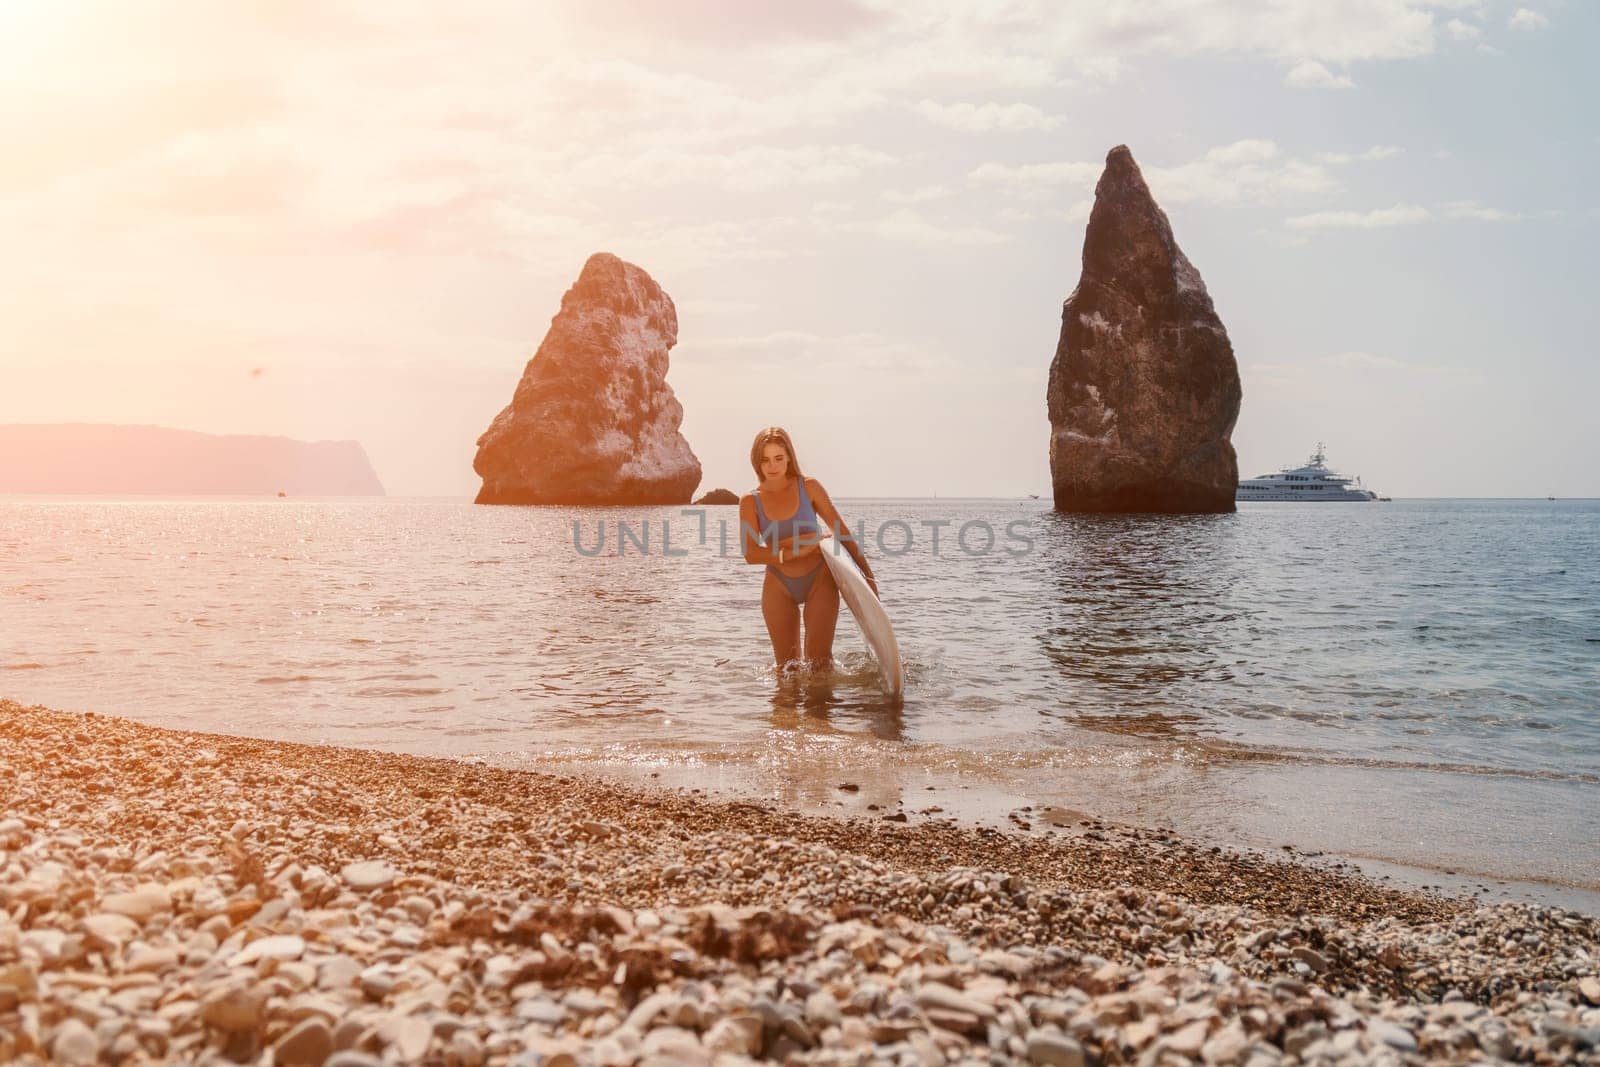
[806,478,879,593]
[739,493,790,566]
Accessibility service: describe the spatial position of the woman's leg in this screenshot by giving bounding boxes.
[802,565,840,668]
[761,570,802,665]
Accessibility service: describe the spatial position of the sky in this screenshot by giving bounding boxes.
[2,0,1595,498]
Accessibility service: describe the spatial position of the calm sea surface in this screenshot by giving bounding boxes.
[3,497,1596,895]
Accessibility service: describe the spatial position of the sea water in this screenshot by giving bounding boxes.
[2,497,1595,895]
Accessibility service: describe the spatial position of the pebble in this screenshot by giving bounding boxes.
[516,997,569,1025]
[200,984,265,1031]
[275,1018,335,1065]
[805,989,842,1028]
[1290,945,1328,973]
[359,965,396,1000]
[228,932,307,966]
[21,928,72,965]
[705,1014,763,1056]
[2,699,1597,1067]
[451,1030,485,1067]
[1025,1030,1086,1067]
[1165,1018,1209,1055]
[1366,1018,1419,1052]
[640,1025,708,1064]
[101,883,172,922]
[319,954,364,991]
[392,1015,433,1062]
[81,912,139,947]
[325,1053,384,1067]
[341,860,400,893]
[125,945,180,973]
[914,981,996,1019]
[51,1018,99,1066]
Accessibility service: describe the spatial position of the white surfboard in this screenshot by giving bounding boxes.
[819,536,904,698]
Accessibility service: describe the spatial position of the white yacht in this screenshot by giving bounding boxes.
[1237,443,1378,502]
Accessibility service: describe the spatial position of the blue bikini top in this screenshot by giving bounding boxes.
[753,477,822,545]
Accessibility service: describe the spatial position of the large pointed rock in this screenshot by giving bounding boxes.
[474,253,701,505]
[1047,146,1242,513]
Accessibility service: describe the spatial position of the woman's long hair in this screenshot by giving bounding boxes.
[749,426,803,483]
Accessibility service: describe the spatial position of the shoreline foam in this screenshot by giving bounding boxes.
[2,699,1597,1064]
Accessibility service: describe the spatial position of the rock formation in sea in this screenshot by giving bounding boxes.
[1047,146,1242,513]
[473,253,701,505]
[693,488,739,505]
[0,424,385,495]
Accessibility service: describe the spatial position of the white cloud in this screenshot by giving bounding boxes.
[1,1,1582,503]
[1284,60,1355,90]
[860,3,1452,68]
[569,0,887,48]
[1444,18,1482,41]
[968,140,1340,208]
[1508,8,1550,30]
[529,57,894,142]
[584,0,1453,133]
[675,299,761,318]
[1247,351,1485,388]
[883,185,953,204]
[1443,200,1524,222]
[1285,204,1432,229]
[920,3,1438,65]
[625,216,818,266]
[1324,351,1485,385]
[842,209,1010,247]
[913,100,1064,132]
[1145,140,1340,204]
[967,160,1102,198]
[1059,200,1094,224]
[562,143,897,192]
[1283,199,1526,232]
[1074,56,1125,84]
[1317,145,1403,164]
[685,330,955,374]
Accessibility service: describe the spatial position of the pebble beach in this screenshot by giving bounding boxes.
[2,698,1597,1066]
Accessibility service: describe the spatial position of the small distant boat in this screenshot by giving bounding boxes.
[277,491,287,498]
[1237,443,1379,502]
[1028,493,1040,499]
[1547,495,1556,501]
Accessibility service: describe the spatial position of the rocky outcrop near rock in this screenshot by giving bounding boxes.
[1047,146,1242,513]
[694,488,738,505]
[0,424,385,496]
[474,253,701,505]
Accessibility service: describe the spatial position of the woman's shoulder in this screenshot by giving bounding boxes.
[803,476,828,497]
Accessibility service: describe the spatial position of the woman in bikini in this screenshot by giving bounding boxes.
[740,427,879,668]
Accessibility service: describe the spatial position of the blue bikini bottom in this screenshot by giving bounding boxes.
[767,561,825,605]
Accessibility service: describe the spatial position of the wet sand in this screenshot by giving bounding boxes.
[2,698,1598,1064]
[521,748,1600,917]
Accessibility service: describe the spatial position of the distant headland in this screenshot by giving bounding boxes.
[0,424,385,496]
